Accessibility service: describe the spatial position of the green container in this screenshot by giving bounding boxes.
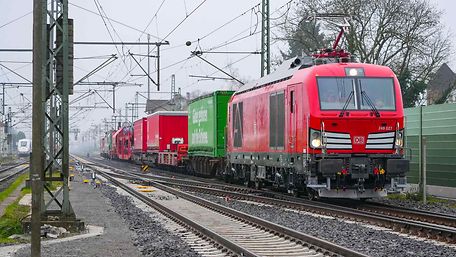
[188,91,234,158]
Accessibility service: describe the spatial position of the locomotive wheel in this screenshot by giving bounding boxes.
[306,189,318,200]
[254,180,262,190]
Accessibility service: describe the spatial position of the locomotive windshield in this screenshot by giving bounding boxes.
[317,77,395,111]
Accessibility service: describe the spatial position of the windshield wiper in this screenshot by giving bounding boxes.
[339,91,354,117]
[361,90,380,117]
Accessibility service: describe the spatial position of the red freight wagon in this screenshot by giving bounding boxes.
[111,129,120,159]
[116,126,133,160]
[145,111,188,166]
[226,57,408,199]
[132,117,147,163]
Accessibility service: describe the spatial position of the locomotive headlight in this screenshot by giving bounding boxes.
[395,129,404,148]
[345,67,365,76]
[310,129,322,148]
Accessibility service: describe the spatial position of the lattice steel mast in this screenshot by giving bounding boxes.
[261,0,270,77]
[32,0,80,255]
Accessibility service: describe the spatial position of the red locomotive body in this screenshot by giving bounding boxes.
[145,111,188,166]
[132,117,147,162]
[227,58,408,199]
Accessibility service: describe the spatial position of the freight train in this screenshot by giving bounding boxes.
[100,30,409,199]
[101,67,408,199]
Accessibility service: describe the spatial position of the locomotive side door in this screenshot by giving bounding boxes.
[288,85,296,150]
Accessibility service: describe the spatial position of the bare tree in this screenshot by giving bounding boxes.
[287,0,452,107]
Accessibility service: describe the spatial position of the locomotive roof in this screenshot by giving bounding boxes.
[234,56,314,95]
[233,55,361,95]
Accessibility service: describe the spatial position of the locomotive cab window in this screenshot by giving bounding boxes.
[318,77,355,110]
[359,78,396,110]
[317,77,396,111]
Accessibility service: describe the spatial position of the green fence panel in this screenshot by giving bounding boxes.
[405,103,456,187]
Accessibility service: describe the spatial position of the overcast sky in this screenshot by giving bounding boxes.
[0,0,455,137]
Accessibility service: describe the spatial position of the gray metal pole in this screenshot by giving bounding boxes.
[2,84,4,119]
[157,44,160,91]
[112,85,116,114]
[418,106,422,193]
[423,137,427,204]
[32,0,45,255]
[147,34,150,100]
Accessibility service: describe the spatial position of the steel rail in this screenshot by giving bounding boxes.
[79,157,456,243]
[0,162,28,174]
[350,202,456,228]
[96,169,256,257]
[77,158,368,257]
[90,160,456,233]
[0,164,29,183]
[156,180,456,243]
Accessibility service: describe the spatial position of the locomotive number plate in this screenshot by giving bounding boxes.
[353,136,365,145]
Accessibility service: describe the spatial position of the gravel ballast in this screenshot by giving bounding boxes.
[99,184,201,257]
[371,197,456,216]
[13,173,142,257]
[191,192,456,257]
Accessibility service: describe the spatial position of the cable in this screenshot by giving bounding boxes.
[121,0,208,82]
[93,0,131,78]
[138,0,167,40]
[69,2,162,40]
[0,11,33,30]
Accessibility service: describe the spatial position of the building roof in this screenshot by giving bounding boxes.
[427,63,456,104]
[145,94,188,114]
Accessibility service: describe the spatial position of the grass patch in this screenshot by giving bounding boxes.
[0,173,31,243]
[0,156,17,164]
[388,191,456,207]
[0,196,30,243]
[0,173,28,203]
[45,172,64,191]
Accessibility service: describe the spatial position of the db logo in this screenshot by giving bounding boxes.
[353,136,365,145]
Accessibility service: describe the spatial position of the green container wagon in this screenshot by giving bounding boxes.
[187,91,234,176]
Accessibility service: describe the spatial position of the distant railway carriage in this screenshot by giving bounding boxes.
[116,126,133,160]
[141,111,188,166]
[132,117,147,163]
[187,91,234,176]
[226,58,409,199]
[100,136,107,158]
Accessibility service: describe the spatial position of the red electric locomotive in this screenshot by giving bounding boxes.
[226,57,408,199]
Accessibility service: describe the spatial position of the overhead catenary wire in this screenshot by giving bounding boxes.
[93,0,132,79]
[122,0,208,82]
[0,11,32,30]
[69,2,162,40]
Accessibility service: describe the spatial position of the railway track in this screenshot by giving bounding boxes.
[81,157,456,244]
[77,157,367,257]
[0,162,29,184]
